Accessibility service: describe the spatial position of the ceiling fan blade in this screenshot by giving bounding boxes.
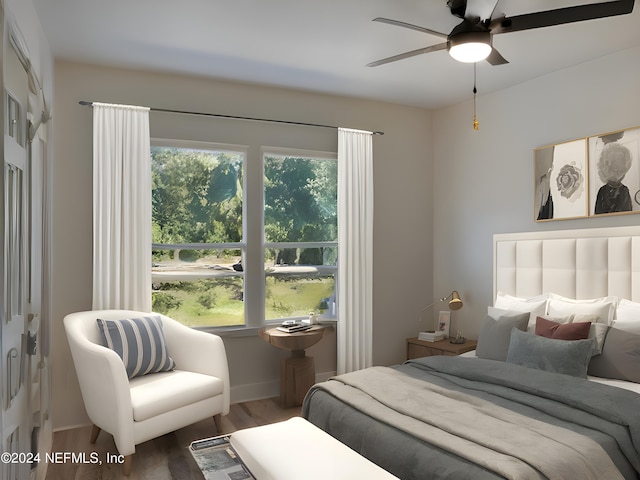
[372,17,448,38]
[457,0,501,23]
[485,47,508,65]
[491,0,635,34]
[366,42,448,67]
[448,0,468,19]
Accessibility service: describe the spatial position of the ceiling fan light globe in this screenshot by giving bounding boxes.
[449,42,492,63]
[448,30,492,63]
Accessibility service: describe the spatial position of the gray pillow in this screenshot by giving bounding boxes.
[476,312,529,361]
[97,315,176,379]
[588,327,640,383]
[506,328,593,378]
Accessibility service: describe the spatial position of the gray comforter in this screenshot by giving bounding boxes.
[303,356,640,480]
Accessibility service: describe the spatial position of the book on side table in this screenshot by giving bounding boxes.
[418,330,444,342]
[276,324,312,333]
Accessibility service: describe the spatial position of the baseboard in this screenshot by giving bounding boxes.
[53,421,92,433]
[230,379,280,404]
[230,370,336,404]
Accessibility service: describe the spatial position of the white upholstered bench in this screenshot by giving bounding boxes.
[230,417,399,480]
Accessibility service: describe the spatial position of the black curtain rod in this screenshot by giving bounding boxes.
[78,101,384,135]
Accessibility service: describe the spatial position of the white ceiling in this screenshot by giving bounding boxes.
[32,0,640,109]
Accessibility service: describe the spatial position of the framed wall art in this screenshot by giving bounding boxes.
[437,311,450,338]
[588,126,640,217]
[534,138,588,222]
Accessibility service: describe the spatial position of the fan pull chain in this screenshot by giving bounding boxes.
[473,63,479,131]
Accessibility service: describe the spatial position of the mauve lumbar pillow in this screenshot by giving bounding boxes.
[535,316,591,340]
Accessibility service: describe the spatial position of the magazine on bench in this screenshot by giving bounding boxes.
[189,435,255,480]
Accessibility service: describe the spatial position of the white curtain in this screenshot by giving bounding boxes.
[92,103,152,311]
[337,128,374,374]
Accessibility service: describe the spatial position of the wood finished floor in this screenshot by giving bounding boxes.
[45,398,301,480]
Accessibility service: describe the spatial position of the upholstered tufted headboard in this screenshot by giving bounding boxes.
[494,226,640,303]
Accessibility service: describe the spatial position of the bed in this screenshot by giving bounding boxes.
[302,226,640,480]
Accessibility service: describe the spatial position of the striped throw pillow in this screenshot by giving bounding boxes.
[97,315,176,379]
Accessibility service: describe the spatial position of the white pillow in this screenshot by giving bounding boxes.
[612,320,640,335]
[616,298,640,322]
[571,314,607,355]
[612,299,640,334]
[494,292,548,311]
[547,295,617,325]
[493,292,548,329]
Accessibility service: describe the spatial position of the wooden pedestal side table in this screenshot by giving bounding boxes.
[259,325,333,408]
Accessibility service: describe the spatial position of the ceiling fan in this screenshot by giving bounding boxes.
[367,0,635,67]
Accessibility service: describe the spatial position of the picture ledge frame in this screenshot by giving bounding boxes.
[534,125,640,222]
[437,311,451,338]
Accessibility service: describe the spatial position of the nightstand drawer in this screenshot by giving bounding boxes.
[406,337,477,360]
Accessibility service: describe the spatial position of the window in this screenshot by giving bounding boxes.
[7,92,24,147]
[151,142,246,327]
[263,151,337,322]
[151,141,337,329]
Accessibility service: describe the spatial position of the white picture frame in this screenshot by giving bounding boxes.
[588,126,640,216]
[437,311,451,338]
[534,138,588,221]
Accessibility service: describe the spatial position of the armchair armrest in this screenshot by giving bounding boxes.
[160,315,231,414]
[64,314,136,453]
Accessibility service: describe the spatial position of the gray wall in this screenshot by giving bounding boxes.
[432,46,640,339]
[50,61,433,429]
[47,44,640,432]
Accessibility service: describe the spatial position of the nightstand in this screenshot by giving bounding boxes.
[406,337,477,360]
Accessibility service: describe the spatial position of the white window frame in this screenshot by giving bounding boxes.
[150,140,337,333]
[261,147,338,323]
[150,138,250,331]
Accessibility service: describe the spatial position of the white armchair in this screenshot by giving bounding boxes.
[64,310,230,475]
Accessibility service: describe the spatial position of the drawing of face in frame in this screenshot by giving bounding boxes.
[589,127,640,216]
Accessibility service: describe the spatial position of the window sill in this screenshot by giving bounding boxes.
[193,319,336,338]
[195,324,277,338]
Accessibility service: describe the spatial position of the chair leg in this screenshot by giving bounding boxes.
[90,425,101,444]
[213,414,223,433]
[90,425,132,475]
[123,455,133,476]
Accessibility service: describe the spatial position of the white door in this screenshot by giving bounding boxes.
[2,28,31,480]
[27,129,50,480]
